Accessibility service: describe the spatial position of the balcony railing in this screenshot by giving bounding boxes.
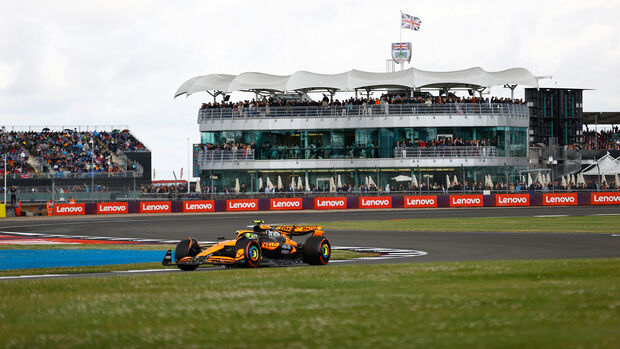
[199,149,255,162]
[394,146,498,158]
[198,103,529,122]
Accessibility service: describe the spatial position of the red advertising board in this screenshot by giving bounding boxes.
[542,193,578,206]
[226,199,259,211]
[139,201,172,213]
[359,196,392,209]
[403,195,437,208]
[97,202,128,214]
[449,195,484,207]
[314,197,347,210]
[495,194,530,207]
[590,192,620,205]
[54,203,86,216]
[182,200,215,212]
[270,198,303,210]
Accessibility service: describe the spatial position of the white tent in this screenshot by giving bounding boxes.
[277,175,283,190]
[305,176,311,192]
[266,177,274,190]
[581,153,620,176]
[258,177,263,191]
[290,177,296,190]
[445,175,451,188]
[337,174,342,189]
[297,176,304,191]
[329,177,336,192]
[234,178,240,193]
[391,175,412,182]
[453,175,459,186]
[195,177,201,193]
[527,173,533,187]
[412,174,418,188]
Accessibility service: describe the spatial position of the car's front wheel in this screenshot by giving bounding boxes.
[174,237,201,271]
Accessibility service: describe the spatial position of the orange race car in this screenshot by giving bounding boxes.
[162,220,331,270]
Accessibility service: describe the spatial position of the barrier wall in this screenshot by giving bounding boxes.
[29,192,620,217]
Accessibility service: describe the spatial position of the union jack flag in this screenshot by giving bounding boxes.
[401,13,421,31]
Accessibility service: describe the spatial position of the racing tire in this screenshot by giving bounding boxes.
[235,238,262,268]
[174,237,201,271]
[303,236,331,265]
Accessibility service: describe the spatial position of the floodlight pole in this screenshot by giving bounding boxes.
[3,154,6,205]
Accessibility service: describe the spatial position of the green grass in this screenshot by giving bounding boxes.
[314,215,620,233]
[0,258,618,348]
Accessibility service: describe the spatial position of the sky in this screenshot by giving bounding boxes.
[1,0,619,180]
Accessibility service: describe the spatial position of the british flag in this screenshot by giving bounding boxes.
[401,13,421,31]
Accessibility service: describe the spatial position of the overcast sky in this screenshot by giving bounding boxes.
[1,0,619,179]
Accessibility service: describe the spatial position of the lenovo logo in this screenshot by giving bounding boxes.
[496,194,530,207]
[140,201,172,213]
[97,202,129,214]
[315,197,346,209]
[404,196,437,208]
[359,197,392,209]
[591,193,620,205]
[543,193,578,206]
[450,195,483,207]
[183,200,215,212]
[54,203,86,216]
[270,198,302,210]
[226,199,258,211]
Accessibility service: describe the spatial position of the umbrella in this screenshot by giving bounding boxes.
[453,175,459,186]
[305,176,311,192]
[277,176,283,189]
[234,178,240,193]
[615,173,620,187]
[337,174,342,189]
[329,177,336,192]
[391,175,412,182]
[266,177,274,190]
[412,174,418,188]
[445,175,451,188]
[534,172,541,185]
[291,177,296,190]
[195,177,201,193]
[601,174,607,185]
[487,175,494,189]
[258,177,263,191]
[561,176,567,188]
[368,176,376,188]
[570,174,575,187]
[297,176,303,191]
[365,176,369,186]
[527,173,533,187]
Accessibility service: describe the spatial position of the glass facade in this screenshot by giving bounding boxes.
[200,126,528,160]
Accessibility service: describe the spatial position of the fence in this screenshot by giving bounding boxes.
[394,146,498,158]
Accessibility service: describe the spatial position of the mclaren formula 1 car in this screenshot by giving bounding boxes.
[162,221,331,270]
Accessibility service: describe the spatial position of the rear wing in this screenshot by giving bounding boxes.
[276,225,323,236]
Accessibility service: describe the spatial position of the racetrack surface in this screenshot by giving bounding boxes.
[1,206,619,266]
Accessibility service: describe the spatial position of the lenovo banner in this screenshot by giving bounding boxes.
[449,195,484,207]
[403,195,437,208]
[495,194,530,207]
[591,192,620,205]
[314,197,347,210]
[542,193,578,206]
[226,199,259,211]
[270,198,303,210]
[359,196,392,209]
[139,201,172,213]
[182,200,215,212]
[97,202,129,214]
[54,203,85,216]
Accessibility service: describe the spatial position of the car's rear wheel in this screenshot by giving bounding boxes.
[235,238,262,268]
[175,237,201,271]
[303,236,330,265]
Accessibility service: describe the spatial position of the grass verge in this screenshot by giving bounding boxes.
[314,215,620,233]
[0,258,618,348]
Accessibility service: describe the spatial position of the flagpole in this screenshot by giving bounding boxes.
[399,11,403,71]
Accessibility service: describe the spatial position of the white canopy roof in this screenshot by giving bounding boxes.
[175,66,540,97]
[581,153,620,176]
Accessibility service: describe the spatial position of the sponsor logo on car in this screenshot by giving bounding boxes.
[54,203,85,216]
[449,195,483,207]
[270,198,303,210]
[542,193,578,206]
[97,202,128,214]
[590,192,620,205]
[226,199,258,211]
[139,201,172,213]
[359,196,392,209]
[182,200,215,212]
[403,195,437,208]
[314,197,347,210]
[495,194,530,207]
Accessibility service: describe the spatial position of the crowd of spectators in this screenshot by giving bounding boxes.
[395,137,496,148]
[0,129,148,174]
[576,127,620,150]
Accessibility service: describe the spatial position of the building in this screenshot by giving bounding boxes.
[525,87,584,146]
[177,67,543,192]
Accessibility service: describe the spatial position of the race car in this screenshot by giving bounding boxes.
[162,220,331,271]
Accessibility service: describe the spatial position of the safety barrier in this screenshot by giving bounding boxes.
[17,191,618,217]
